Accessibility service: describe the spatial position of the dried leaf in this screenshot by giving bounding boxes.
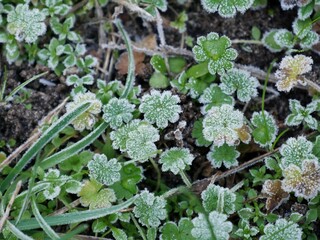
[261,179,289,212]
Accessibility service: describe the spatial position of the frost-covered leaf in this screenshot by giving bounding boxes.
[64,180,82,194]
[159,147,194,174]
[139,90,182,129]
[251,111,278,148]
[191,119,211,147]
[261,180,289,212]
[203,104,244,146]
[262,29,283,52]
[141,0,167,16]
[207,144,240,168]
[88,154,122,186]
[260,218,302,240]
[292,17,312,39]
[220,68,259,102]
[66,74,94,87]
[201,0,254,18]
[298,1,314,20]
[43,169,68,200]
[133,190,167,228]
[279,136,316,169]
[201,184,236,214]
[282,159,320,199]
[280,0,312,10]
[160,218,195,240]
[299,31,319,49]
[191,211,233,240]
[274,29,295,49]
[192,32,238,75]
[103,98,135,129]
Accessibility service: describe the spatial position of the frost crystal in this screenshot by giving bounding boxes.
[201,0,254,18]
[207,144,240,168]
[133,190,167,228]
[7,4,46,43]
[191,211,233,240]
[192,32,238,75]
[280,136,316,169]
[103,98,135,129]
[260,218,302,240]
[220,68,259,102]
[275,55,313,92]
[65,92,102,131]
[139,90,182,129]
[88,154,122,186]
[203,104,244,146]
[280,0,312,10]
[282,159,320,199]
[159,147,194,174]
[201,184,236,214]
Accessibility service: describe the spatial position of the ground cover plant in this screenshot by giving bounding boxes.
[1,0,320,239]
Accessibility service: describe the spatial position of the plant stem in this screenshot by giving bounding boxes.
[130,213,147,240]
[232,39,263,45]
[149,158,161,192]
[304,78,320,93]
[179,170,192,188]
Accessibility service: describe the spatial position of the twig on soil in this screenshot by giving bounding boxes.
[0,97,69,171]
[0,180,22,231]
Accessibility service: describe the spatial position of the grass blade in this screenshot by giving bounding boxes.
[5,221,34,240]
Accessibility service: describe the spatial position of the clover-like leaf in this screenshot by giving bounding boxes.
[203,104,244,146]
[192,119,212,147]
[261,179,290,212]
[282,159,320,199]
[141,0,168,16]
[201,0,254,18]
[274,29,295,49]
[251,111,278,148]
[59,150,93,172]
[191,211,233,240]
[279,136,316,169]
[207,144,240,168]
[66,74,94,87]
[139,90,182,129]
[43,169,68,200]
[201,184,236,214]
[7,4,46,43]
[285,99,319,130]
[160,218,195,240]
[275,54,313,92]
[133,189,167,228]
[88,154,122,186]
[103,98,135,129]
[192,32,238,75]
[65,92,102,131]
[260,218,302,240]
[220,68,259,103]
[235,221,259,239]
[159,147,194,175]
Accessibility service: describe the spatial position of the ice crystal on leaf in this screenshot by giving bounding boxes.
[133,189,167,228]
[160,218,195,240]
[207,144,240,168]
[220,68,259,103]
[139,90,182,129]
[88,154,122,186]
[191,211,233,240]
[202,104,244,146]
[260,218,302,240]
[66,74,94,95]
[159,147,194,175]
[279,136,316,169]
[192,32,238,75]
[102,98,135,129]
[282,159,320,199]
[201,184,236,214]
[280,0,312,10]
[201,0,254,18]
[7,4,46,43]
[285,99,319,130]
[65,92,102,131]
[275,55,313,92]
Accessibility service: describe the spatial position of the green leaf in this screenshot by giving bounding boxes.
[207,144,240,168]
[186,62,209,79]
[160,218,195,240]
[260,218,302,240]
[191,119,211,147]
[169,57,187,74]
[251,26,261,40]
[150,55,167,73]
[149,72,169,89]
[262,29,283,52]
[306,209,318,223]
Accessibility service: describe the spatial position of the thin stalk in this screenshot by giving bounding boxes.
[232,39,263,45]
[271,128,289,151]
[149,158,161,192]
[0,66,8,102]
[179,170,192,188]
[304,78,320,93]
[130,213,147,240]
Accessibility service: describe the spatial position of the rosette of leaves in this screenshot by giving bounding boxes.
[88,154,122,186]
[50,15,81,42]
[201,184,236,214]
[251,111,278,148]
[42,0,71,16]
[279,136,317,169]
[260,218,302,240]
[220,68,259,103]
[191,211,233,240]
[7,4,46,43]
[198,84,234,113]
[139,90,182,129]
[192,32,238,75]
[159,147,194,174]
[66,74,94,95]
[235,220,259,239]
[292,18,319,48]
[282,159,320,199]
[207,144,240,168]
[285,99,319,130]
[133,189,167,228]
[102,98,135,129]
[160,218,195,240]
[202,104,244,146]
[275,54,313,92]
[42,169,81,200]
[78,179,117,209]
[65,92,102,131]
[201,0,254,18]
